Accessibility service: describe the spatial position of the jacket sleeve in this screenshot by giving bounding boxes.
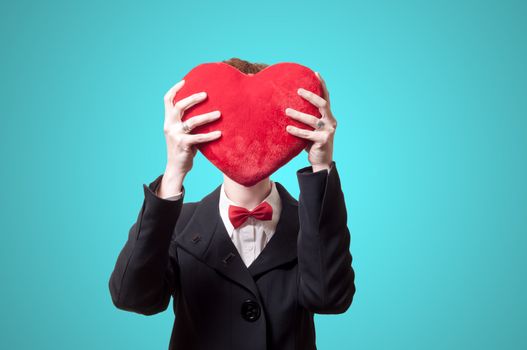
[108,174,184,315]
[296,160,356,314]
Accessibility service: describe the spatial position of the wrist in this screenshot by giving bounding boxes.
[158,168,186,198]
[164,169,186,180]
[164,163,188,181]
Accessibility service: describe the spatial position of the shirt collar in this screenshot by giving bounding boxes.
[219,180,282,239]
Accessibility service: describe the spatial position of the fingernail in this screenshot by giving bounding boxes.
[285,108,291,114]
[214,110,221,117]
[200,92,207,97]
[297,88,303,95]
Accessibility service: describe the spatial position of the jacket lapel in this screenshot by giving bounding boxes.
[175,181,299,298]
[247,182,299,277]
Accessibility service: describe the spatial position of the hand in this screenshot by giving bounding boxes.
[158,80,222,198]
[285,72,336,172]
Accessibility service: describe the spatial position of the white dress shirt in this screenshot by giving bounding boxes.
[156,187,184,201]
[218,181,282,267]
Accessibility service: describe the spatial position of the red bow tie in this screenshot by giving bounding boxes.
[228,201,273,229]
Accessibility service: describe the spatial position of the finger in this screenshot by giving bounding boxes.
[174,91,208,114]
[315,71,330,104]
[285,125,325,142]
[184,110,221,130]
[285,108,320,129]
[313,72,338,124]
[297,88,328,110]
[164,80,185,110]
[183,130,222,145]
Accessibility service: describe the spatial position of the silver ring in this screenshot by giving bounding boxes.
[181,121,191,134]
[315,119,325,129]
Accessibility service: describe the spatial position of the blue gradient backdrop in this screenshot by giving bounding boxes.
[1,0,526,349]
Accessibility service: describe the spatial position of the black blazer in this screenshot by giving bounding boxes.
[109,160,355,350]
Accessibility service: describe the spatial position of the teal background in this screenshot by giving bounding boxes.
[1,0,525,349]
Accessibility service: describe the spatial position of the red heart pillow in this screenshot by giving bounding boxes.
[175,62,323,187]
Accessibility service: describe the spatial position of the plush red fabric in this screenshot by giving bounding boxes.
[175,62,323,187]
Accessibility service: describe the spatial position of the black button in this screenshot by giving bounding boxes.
[241,299,261,322]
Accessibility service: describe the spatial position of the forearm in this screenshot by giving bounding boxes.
[296,161,355,314]
[108,173,184,315]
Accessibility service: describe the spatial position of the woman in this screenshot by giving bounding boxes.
[109,57,355,350]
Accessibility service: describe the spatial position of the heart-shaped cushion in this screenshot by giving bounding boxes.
[175,62,323,187]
